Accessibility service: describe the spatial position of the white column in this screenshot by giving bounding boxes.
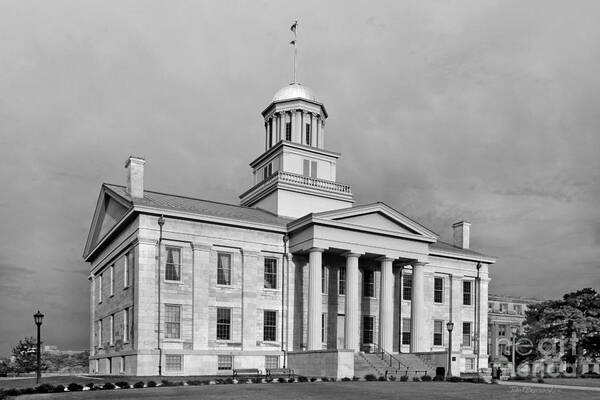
[410,262,427,352]
[307,248,324,350]
[310,113,316,147]
[344,252,361,351]
[264,122,268,151]
[320,119,325,148]
[378,257,394,352]
[294,110,302,143]
[278,113,284,142]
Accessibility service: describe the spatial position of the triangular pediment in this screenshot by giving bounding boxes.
[83,185,131,259]
[311,202,438,241]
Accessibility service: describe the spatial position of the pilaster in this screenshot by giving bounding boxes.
[307,248,324,350]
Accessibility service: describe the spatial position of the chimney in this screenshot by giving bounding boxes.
[452,221,471,249]
[125,156,145,198]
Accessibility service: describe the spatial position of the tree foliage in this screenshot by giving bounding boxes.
[11,337,43,374]
[522,288,600,376]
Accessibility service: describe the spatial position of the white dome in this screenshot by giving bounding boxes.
[272,83,319,103]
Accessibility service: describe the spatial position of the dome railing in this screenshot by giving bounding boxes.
[242,171,352,198]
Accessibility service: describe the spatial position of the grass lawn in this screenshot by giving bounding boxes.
[10,381,599,400]
[541,378,600,388]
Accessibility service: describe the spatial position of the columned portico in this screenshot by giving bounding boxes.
[307,248,324,350]
[378,257,394,352]
[344,252,361,351]
[410,262,427,352]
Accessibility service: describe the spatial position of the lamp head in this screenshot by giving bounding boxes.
[33,310,44,326]
[446,321,454,332]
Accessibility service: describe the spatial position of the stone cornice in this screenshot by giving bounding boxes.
[248,140,340,168]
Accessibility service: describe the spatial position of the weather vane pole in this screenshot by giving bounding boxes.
[290,19,298,83]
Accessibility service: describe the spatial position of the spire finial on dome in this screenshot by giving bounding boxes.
[290,19,298,84]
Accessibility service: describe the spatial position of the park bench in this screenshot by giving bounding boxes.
[266,368,295,378]
[232,368,262,378]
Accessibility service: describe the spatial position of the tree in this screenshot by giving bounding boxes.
[522,288,600,377]
[11,336,44,374]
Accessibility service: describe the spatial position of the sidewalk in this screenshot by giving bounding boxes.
[498,380,600,392]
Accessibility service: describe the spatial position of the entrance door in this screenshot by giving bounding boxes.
[337,315,345,349]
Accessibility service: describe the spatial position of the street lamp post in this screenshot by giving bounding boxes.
[33,311,44,384]
[446,321,454,379]
[511,326,518,377]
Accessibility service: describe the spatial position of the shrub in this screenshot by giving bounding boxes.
[147,380,157,387]
[389,375,396,381]
[5,388,20,396]
[214,378,225,385]
[365,374,377,381]
[377,376,386,381]
[36,383,55,393]
[21,387,36,394]
[310,377,317,382]
[86,383,96,390]
[102,382,116,390]
[341,377,351,382]
[399,375,409,382]
[252,378,262,384]
[421,375,432,382]
[115,381,130,389]
[67,383,84,392]
[352,376,360,381]
[432,375,443,381]
[224,378,235,384]
[446,376,462,382]
[321,377,329,382]
[161,379,175,387]
[298,375,309,382]
[536,378,544,384]
[412,376,421,382]
[133,381,145,388]
[53,384,66,393]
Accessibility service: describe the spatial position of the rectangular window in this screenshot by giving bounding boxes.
[123,308,129,343]
[515,304,523,315]
[165,355,182,372]
[338,267,345,295]
[434,277,443,303]
[310,161,317,178]
[268,123,273,148]
[165,305,181,339]
[321,313,327,343]
[362,316,374,344]
[264,258,277,289]
[98,320,103,348]
[107,358,112,374]
[123,253,129,289]
[463,322,472,347]
[217,252,232,285]
[165,246,181,281]
[303,159,310,176]
[217,308,231,340]
[402,318,411,345]
[265,355,279,369]
[285,122,292,141]
[488,302,494,312]
[218,355,233,370]
[322,266,328,294]
[109,315,114,346]
[500,303,508,312]
[120,356,125,373]
[305,123,311,145]
[465,358,475,371]
[98,274,103,303]
[433,320,443,346]
[263,310,277,341]
[498,324,506,337]
[109,265,114,296]
[402,273,412,300]
[363,270,374,297]
[463,281,472,305]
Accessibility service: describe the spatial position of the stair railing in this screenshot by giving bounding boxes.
[370,342,411,371]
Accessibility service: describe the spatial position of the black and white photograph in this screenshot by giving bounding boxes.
[0,1,599,399]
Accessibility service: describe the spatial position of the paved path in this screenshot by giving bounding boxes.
[498,380,600,392]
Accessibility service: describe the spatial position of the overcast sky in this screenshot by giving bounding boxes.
[1,1,599,356]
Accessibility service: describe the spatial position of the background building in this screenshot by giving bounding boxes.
[83,82,495,377]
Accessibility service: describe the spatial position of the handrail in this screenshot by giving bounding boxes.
[370,343,411,371]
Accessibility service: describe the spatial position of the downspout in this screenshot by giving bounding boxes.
[157,215,165,376]
[282,234,289,368]
[476,262,481,375]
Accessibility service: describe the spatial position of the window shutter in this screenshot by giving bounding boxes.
[303,159,310,177]
[311,161,317,178]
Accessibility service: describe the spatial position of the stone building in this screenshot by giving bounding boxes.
[83,82,495,377]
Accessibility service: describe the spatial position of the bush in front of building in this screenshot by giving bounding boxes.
[352,376,360,381]
[310,377,317,382]
[377,376,386,381]
[102,382,115,390]
[133,381,145,388]
[388,375,396,381]
[412,376,421,382]
[115,381,130,389]
[298,375,309,382]
[35,383,55,393]
[365,374,377,381]
[446,376,462,382]
[146,380,157,387]
[341,377,351,382]
[67,383,83,392]
[4,388,20,397]
[421,375,432,382]
[399,375,409,382]
[52,384,65,392]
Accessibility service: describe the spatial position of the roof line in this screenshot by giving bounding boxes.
[105,183,292,219]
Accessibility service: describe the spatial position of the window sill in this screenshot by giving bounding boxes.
[164,280,184,285]
[163,339,183,343]
[263,288,280,292]
[216,284,234,288]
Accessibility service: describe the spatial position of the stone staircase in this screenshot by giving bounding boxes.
[354,352,437,379]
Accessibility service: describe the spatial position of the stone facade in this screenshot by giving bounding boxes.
[84,82,496,377]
